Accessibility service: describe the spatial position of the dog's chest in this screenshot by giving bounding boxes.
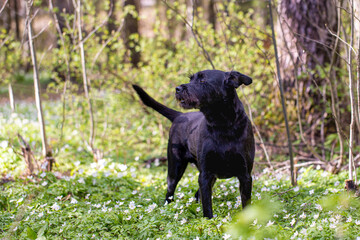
[201,138,247,178]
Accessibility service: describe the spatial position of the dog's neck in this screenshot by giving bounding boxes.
[200,96,247,130]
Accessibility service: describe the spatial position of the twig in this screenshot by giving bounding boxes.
[0,0,8,14]
[161,0,215,69]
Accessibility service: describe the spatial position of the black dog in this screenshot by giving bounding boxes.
[133,69,254,218]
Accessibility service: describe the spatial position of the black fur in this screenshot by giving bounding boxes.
[133,69,255,219]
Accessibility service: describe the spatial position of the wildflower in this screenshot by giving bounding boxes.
[315,204,322,211]
[290,218,296,226]
[310,221,316,227]
[56,195,62,201]
[314,214,319,219]
[77,178,85,184]
[180,218,187,225]
[290,231,298,240]
[266,220,274,227]
[194,237,200,240]
[355,220,360,225]
[126,215,131,220]
[146,203,157,213]
[317,226,323,231]
[75,161,81,167]
[166,231,172,238]
[223,233,231,240]
[283,214,290,219]
[334,181,340,186]
[309,189,314,195]
[70,198,78,204]
[51,203,60,211]
[346,216,352,222]
[174,213,179,220]
[129,201,136,210]
[85,194,90,199]
[196,207,201,212]
[300,228,307,235]
[42,181,48,186]
[293,186,299,192]
[329,223,336,229]
[300,212,306,219]
[252,219,258,225]
[255,192,261,200]
[38,212,44,218]
[40,172,46,178]
[13,226,18,232]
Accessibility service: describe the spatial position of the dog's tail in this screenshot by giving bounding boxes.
[132,85,181,122]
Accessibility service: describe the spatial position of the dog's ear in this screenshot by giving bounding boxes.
[225,71,252,88]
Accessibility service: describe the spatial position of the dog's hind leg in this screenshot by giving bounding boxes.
[165,146,188,203]
[238,174,252,209]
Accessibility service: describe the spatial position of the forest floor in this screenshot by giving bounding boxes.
[1,100,360,239]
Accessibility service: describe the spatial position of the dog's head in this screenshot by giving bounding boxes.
[175,70,252,109]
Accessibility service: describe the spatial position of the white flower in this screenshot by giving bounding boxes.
[252,219,258,225]
[290,231,298,240]
[290,218,296,226]
[223,233,231,240]
[317,225,323,231]
[13,226,18,232]
[310,221,316,227]
[300,228,307,235]
[77,178,85,184]
[196,207,201,212]
[42,181,48,186]
[75,161,81,167]
[126,215,131,220]
[174,213,179,220]
[38,212,44,218]
[334,181,340,186]
[146,203,157,213]
[166,231,172,238]
[0,140,8,148]
[293,186,299,192]
[314,214,319,219]
[266,220,274,227]
[283,214,290,219]
[309,189,314,195]
[70,198,78,204]
[346,216,352,222]
[329,223,336,229]
[315,204,322,211]
[119,164,127,171]
[355,220,360,225]
[129,201,136,210]
[193,237,200,240]
[51,203,60,211]
[40,172,46,178]
[300,212,306,219]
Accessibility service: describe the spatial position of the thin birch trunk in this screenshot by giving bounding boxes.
[348,0,356,182]
[26,0,53,171]
[8,83,15,112]
[74,0,95,150]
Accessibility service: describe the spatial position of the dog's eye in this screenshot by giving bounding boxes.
[200,79,206,83]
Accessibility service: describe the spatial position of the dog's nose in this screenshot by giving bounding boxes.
[176,86,182,93]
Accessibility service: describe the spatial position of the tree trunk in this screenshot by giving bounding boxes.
[26,0,53,171]
[276,0,337,88]
[276,0,338,161]
[122,0,140,67]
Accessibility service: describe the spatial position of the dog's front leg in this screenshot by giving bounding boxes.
[198,172,216,218]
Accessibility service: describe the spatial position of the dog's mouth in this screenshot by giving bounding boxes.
[176,93,200,109]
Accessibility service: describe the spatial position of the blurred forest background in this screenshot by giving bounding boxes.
[1,0,360,182]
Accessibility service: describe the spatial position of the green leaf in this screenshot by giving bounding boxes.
[27,227,37,240]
